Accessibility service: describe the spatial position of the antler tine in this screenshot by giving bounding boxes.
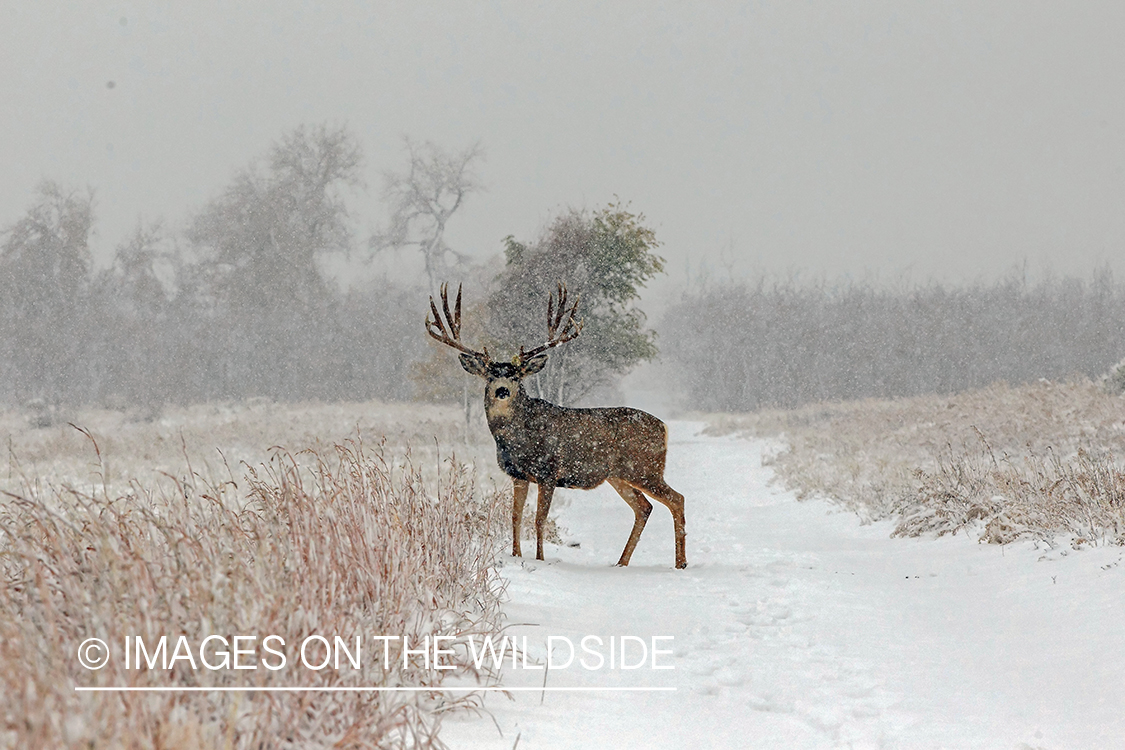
[561,286,581,338]
[559,292,583,341]
[455,283,463,335]
[440,282,461,340]
[425,282,487,360]
[520,282,584,361]
[546,288,556,338]
[548,282,568,338]
[427,296,448,338]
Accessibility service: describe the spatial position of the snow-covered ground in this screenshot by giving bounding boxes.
[442,422,1125,749]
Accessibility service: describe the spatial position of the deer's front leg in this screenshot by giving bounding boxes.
[534,483,555,561]
[511,478,529,557]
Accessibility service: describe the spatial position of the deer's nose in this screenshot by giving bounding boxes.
[495,386,511,399]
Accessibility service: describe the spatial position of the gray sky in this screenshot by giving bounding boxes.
[3,1,1124,295]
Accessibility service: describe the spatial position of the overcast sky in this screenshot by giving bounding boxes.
[3,1,1124,295]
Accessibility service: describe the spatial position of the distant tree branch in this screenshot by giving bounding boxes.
[372,138,484,291]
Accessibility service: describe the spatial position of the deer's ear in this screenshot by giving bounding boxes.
[520,354,548,376]
[459,353,489,377]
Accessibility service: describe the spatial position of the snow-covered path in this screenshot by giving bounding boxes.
[443,423,1125,749]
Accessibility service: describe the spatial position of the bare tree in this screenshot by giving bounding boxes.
[373,138,483,291]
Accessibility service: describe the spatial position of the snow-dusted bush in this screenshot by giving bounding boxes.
[1099,356,1125,395]
[708,379,1125,545]
[893,442,1125,545]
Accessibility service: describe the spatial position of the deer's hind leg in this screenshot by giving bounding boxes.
[637,478,687,569]
[511,478,529,558]
[608,478,653,567]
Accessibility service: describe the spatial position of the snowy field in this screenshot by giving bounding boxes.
[443,422,1125,749]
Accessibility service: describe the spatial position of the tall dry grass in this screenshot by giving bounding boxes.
[708,379,1125,545]
[0,402,508,749]
[0,399,497,498]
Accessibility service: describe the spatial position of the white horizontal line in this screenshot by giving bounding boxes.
[75,686,677,693]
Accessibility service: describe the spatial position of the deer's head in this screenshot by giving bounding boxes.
[425,282,582,415]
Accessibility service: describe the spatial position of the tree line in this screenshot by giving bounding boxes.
[659,271,1125,412]
[0,126,432,409]
[6,121,1122,415]
[0,124,666,413]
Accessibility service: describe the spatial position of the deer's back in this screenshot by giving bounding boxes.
[491,400,668,489]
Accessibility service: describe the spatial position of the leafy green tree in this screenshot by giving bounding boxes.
[489,202,665,404]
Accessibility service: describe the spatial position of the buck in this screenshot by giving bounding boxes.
[426,282,687,569]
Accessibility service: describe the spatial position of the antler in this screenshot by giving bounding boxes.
[426,282,489,361]
[519,283,584,361]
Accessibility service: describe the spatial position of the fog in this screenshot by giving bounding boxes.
[4,2,1125,411]
[4,2,1125,297]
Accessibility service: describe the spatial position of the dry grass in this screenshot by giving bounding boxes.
[0,399,523,749]
[1,399,561,552]
[0,399,495,497]
[706,378,1125,545]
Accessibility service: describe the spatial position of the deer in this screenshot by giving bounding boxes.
[425,282,687,569]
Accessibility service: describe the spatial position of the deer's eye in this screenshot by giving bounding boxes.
[495,386,510,400]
